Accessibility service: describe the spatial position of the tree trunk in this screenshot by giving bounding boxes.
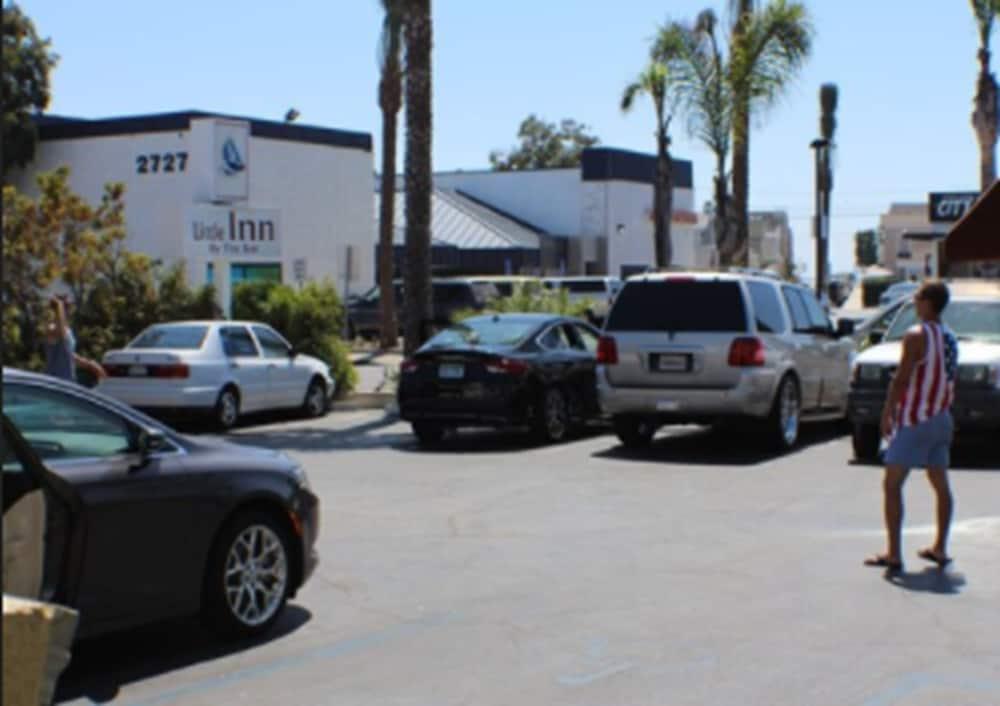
[729,0,753,268]
[973,47,998,192]
[377,62,401,349]
[653,125,672,268]
[403,0,433,356]
[713,152,729,263]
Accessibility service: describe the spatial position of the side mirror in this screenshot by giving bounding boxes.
[835,319,855,338]
[133,428,167,468]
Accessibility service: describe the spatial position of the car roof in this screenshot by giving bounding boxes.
[137,320,269,328]
[623,271,788,286]
[462,313,569,324]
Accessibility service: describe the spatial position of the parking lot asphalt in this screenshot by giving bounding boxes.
[57,413,1000,706]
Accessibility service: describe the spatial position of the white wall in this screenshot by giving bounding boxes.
[434,169,580,235]
[603,181,699,276]
[13,124,374,301]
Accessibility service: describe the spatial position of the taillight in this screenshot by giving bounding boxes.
[401,359,420,374]
[150,364,190,379]
[597,336,618,365]
[728,337,765,367]
[105,364,129,377]
[485,357,528,376]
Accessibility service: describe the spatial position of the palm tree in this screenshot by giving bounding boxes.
[971,0,1000,191]
[622,39,685,268]
[376,0,404,348]
[402,0,433,355]
[659,11,735,263]
[728,0,813,265]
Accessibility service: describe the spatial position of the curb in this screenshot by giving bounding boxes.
[333,392,395,412]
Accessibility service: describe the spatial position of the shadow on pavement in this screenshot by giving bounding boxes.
[223,415,409,452]
[591,422,847,467]
[401,424,611,455]
[886,567,967,595]
[55,605,312,704]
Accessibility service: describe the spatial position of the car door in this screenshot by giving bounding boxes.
[3,382,212,634]
[219,325,270,412]
[799,289,853,411]
[536,323,577,385]
[781,286,824,411]
[252,325,308,408]
[565,323,602,417]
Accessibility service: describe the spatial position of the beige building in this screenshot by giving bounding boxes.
[748,211,794,275]
[878,203,946,278]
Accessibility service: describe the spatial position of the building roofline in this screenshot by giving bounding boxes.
[35,111,372,152]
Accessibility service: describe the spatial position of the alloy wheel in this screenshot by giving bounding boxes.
[223,524,288,628]
[305,381,326,416]
[779,379,800,447]
[218,391,239,429]
[544,388,568,441]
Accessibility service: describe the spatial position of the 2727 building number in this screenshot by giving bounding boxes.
[136,152,188,174]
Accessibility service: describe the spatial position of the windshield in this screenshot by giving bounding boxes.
[424,318,538,349]
[885,300,1000,342]
[130,325,208,349]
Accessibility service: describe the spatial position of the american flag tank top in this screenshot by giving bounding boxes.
[897,321,958,428]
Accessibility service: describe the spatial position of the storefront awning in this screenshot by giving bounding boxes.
[945,180,1000,261]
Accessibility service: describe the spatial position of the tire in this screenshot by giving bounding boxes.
[613,416,656,449]
[302,378,328,418]
[203,510,294,638]
[412,422,446,447]
[535,387,570,444]
[852,423,881,461]
[215,386,240,431]
[765,375,801,452]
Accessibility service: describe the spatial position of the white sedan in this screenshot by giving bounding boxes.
[97,321,335,429]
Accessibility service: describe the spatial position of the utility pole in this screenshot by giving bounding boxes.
[813,84,838,301]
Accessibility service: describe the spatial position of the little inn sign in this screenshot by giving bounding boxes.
[187,205,281,258]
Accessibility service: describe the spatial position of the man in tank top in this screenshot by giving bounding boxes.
[864,281,958,574]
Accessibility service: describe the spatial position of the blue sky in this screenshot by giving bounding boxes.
[20,0,995,276]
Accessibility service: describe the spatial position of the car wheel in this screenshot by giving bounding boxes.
[765,375,800,452]
[412,422,446,447]
[215,387,240,431]
[613,416,656,449]
[203,510,293,638]
[852,423,881,461]
[302,378,328,418]
[535,387,569,443]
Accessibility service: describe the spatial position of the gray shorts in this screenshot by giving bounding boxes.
[885,411,954,469]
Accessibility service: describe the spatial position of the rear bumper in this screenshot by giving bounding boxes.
[848,387,1000,430]
[596,368,777,421]
[97,380,220,409]
[398,380,531,428]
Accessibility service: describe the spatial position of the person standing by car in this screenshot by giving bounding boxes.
[865,281,958,573]
[43,296,106,384]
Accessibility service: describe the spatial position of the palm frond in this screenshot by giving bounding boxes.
[621,82,643,112]
[970,0,997,46]
[731,0,813,111]
[377,0,405,71]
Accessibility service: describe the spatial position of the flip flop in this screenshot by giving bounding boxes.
[864,555,903,572]
[917,548,953,568]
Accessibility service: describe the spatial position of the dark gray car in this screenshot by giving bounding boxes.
[2,368,319,640]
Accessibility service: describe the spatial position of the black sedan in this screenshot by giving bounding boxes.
[2,368,319,640]
[397,314,603,445]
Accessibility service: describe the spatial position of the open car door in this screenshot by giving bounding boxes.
[2,414,84,603]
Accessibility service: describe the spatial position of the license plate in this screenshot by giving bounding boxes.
[438,363,465,379]
[655,354,688,372]
[128,365,148,377]
[656,400,680,411]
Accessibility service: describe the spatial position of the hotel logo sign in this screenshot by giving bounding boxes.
[928,192,978,223]
[188,205,280,258]
[212,120,250,201]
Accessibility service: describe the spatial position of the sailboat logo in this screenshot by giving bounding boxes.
[221,137,246,176]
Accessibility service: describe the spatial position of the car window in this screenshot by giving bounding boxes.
[606,281,747,332]
[799,290,832,331]
[252,326,290,359]
[747,282,786,334]
[220,326,259,357]
[886,300,1000,342]
[569,324,599,353]
[3,383,133,462]
[130,325,208,350]
[424,318,538,348]
[781,287,812,333]
[557,280,608,294]
[539,325,571,350]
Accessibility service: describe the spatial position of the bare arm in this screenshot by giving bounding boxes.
[74,354,107,380]
[53,298,70,338]
[881,327,925,436]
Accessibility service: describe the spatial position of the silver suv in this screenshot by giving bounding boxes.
[596,273,856,451]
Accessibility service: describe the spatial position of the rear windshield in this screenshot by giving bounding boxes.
[130,325,209,350]
[424,318,538,349]
[606,281,748,332]
[549,280,607,294]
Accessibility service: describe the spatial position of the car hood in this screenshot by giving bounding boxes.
[855,339,1000,366]
[181,435,301,476]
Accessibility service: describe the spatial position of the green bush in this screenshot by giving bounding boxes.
[232,279,356,396]
[453,283,595,323]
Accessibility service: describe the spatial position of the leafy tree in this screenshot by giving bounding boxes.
[970,0,1000,190]
[622,45,684,268]
[1,3,58,174]
[454,284,593,322]
[232,280,357,395]
[489,115,600,171]
[402,0,433,356]
[376,0,404,348]
[854,229,878,267]
[728,0,813,266]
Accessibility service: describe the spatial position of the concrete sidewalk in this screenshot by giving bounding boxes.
[337,351,403,412]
